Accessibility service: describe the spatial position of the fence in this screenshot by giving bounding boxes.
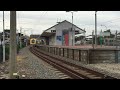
[35,45,120,64]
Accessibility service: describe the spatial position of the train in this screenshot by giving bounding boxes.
[30,38,46,45]
[30,38,37,45]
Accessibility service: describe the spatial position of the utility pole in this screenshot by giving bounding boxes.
[71,12,74,46]
[20,27,22,49]
[92,30,94,49]
[3,11,5,62]
[116,30,117,49]
[95,11,97,47]
[9,11,17,79]
[66,11,77,46]
[100,30,103,47]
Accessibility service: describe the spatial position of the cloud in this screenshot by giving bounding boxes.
[1,11,120,36]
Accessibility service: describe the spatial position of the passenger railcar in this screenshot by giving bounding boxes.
[30,38,37,45]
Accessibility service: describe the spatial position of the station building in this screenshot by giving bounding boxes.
[41,20,86,46]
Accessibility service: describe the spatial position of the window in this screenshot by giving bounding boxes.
[32,39,35,43]
[75,31,79,34]
[51,30,56,33]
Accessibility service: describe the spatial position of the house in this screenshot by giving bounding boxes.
[0,30,10,44]
[40,20,86,46]
[100,30,115,46]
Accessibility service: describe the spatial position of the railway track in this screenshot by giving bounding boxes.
[29,46,117,79]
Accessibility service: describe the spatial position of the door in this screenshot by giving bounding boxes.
[63,30,69,46]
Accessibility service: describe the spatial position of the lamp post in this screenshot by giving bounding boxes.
[95,11,97,47]
[66,11,77,46]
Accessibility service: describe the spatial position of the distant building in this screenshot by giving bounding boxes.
[75,33,86,45]
[99,29,116,46]
[0,29,10,44]
[40,20,86,46]
[30,34,40,39]
[102,30,112,45]
[0,29,27,45]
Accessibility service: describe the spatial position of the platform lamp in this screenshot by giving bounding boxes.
[95,11,97,47]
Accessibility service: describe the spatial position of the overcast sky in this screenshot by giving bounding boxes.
[0,11,120,36]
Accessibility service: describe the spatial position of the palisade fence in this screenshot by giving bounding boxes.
[35,45,120,64]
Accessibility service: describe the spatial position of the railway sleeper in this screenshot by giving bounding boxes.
[30,47,117,79]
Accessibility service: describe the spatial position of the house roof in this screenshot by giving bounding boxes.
[4,29,10,33]
[30,34,40,39]
[40,32,55,37]
[44,20,86,32]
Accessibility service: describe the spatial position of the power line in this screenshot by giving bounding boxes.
[100,17,120,24]
[43,11,47,16]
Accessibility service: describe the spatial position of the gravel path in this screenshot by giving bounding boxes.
[16,46,69,79]
[0,61,9,79]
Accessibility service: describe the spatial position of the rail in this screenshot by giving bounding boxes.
[29,45,117,79]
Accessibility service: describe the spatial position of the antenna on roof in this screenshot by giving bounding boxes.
[57,18,58,23]
[57,18,61,24]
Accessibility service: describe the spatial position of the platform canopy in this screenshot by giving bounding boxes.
[40,32,55,37]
